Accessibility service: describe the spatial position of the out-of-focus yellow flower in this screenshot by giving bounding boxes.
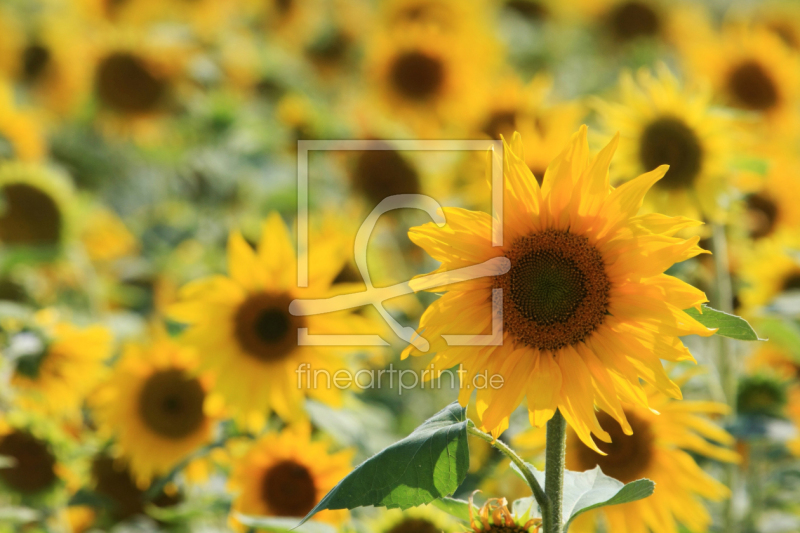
[738,237,800,315]
[92,332,217,487]
[11,311,112,419]
[0,81,46,162]
[228,424,353,529]
[80,207,139,263]
[516,378,739,533]
[595,65,739,222]
[738,154,800,243]
[0,162,75,251]
[370,505,461,533]
[404,127,714,449]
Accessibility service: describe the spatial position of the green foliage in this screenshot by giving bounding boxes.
[298,402,470,525]
[684,305,763,341]
[431,497,478,523]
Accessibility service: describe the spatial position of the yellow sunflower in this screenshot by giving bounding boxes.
[80,206,139,263]
[365,14,499,136]
[738,237,800,315]
[0,81,45,162]
[466,494,541,533]
[228,424,352,528]
[370,504,461,533]
[0,162,75,251]
[92,333,217,487]
[403,127,715,449]
[737,153,800,242]
[168,213,374,422]
[682,25,800,133]
[594,65,738,222]
[380,0,492,34]
[10,310,113,419]
[516,376,738,533]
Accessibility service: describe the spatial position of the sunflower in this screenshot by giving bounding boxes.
[0,415,74,503]
[80,206,139,263]
[365,13,499,135]
[403,127,715,449]
[228,425,352,528]
[10,311,112,419]
[0,81,45,162]
[92,333,217,487]
[517,377,738,533]
[682,25,800,133]
[168,213,374,422]
[594,65,738,222]
[738,237,800,314]
[0,162,75,251]
[467,493,540,533]
[371,504,461,533]
[737,153,800,242]
[380,0,493,34]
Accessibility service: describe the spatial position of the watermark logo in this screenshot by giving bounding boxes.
[290,140,506,351]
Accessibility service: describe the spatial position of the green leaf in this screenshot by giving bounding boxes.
[298,402,470,526]
[562,467,654,530]
[234,515,337,533]
[683,305,763,341]
[431,497,478,523]
[509,463,654,531]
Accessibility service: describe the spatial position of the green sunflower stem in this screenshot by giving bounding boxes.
[544,410,567,533]
[712,222,738,533]
[466,425,551,525]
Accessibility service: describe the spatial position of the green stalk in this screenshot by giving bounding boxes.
[544,410,567,533]
[466,425,551,526]
[712,222,738,533]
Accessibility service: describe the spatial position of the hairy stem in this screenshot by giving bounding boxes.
[544,410,567,533]
[466,425,550,524]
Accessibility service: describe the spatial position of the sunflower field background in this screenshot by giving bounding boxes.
[1,0,800,532]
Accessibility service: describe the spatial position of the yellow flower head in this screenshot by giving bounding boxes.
[370,503,461,533]
[594,64,739,222]
[168,213,374,421]
[404,127,715,450]
[516,377,739,533]
[92,333,217,487]
[0,81,45,162]
[228,424,353,527]
[738,237,800,315]
[467,493,541,533]
[11,312,112,419]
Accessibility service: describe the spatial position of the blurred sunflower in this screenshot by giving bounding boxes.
[366,17,498,135]
[518,378,738,533]
[381,0,493,34]
[371,506,460,533]
[739,154,800,242]
[168,213,374,422]
[738,238,800,314]
[683,25,800,131]
[747,341,800,382]
[736,374,788,419]
[10,311,112,419]
[80,207,139,263]
[594,65,737,221]
[92,333,217,486]
[0,415,75,503]
[241,0,323,49]
[466,493,540,533]
[0,162,75,251]
[404,127,714,449]
[0,81,45,162]
[228,424,352,527]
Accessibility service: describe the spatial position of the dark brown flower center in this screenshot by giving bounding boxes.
[0,183,62,246]
[727,60,779,112]
[639,117,703,190]
[0,430,57,494]
[505,0,549,22]
[234,292,304,363]
[495,230,610,352]
[92,455,181,521]
[352,147,421,206]
[21,43,51,83]
[387,518,442,533]
[782,271,800,292]
[95,52,166,114]
[389,51,445,102]
[482,111,518,140]
[608,1,660,41]
[138,369,206,439]
[261,460,317,517]
[568,410,654,483]
[745,193,778,239]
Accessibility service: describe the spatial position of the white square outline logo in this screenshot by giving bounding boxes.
[289,140,507,352]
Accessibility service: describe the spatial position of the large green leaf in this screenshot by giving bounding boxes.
[683,305,763,341]
[510,463,654,531]
[297,402,470,526]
